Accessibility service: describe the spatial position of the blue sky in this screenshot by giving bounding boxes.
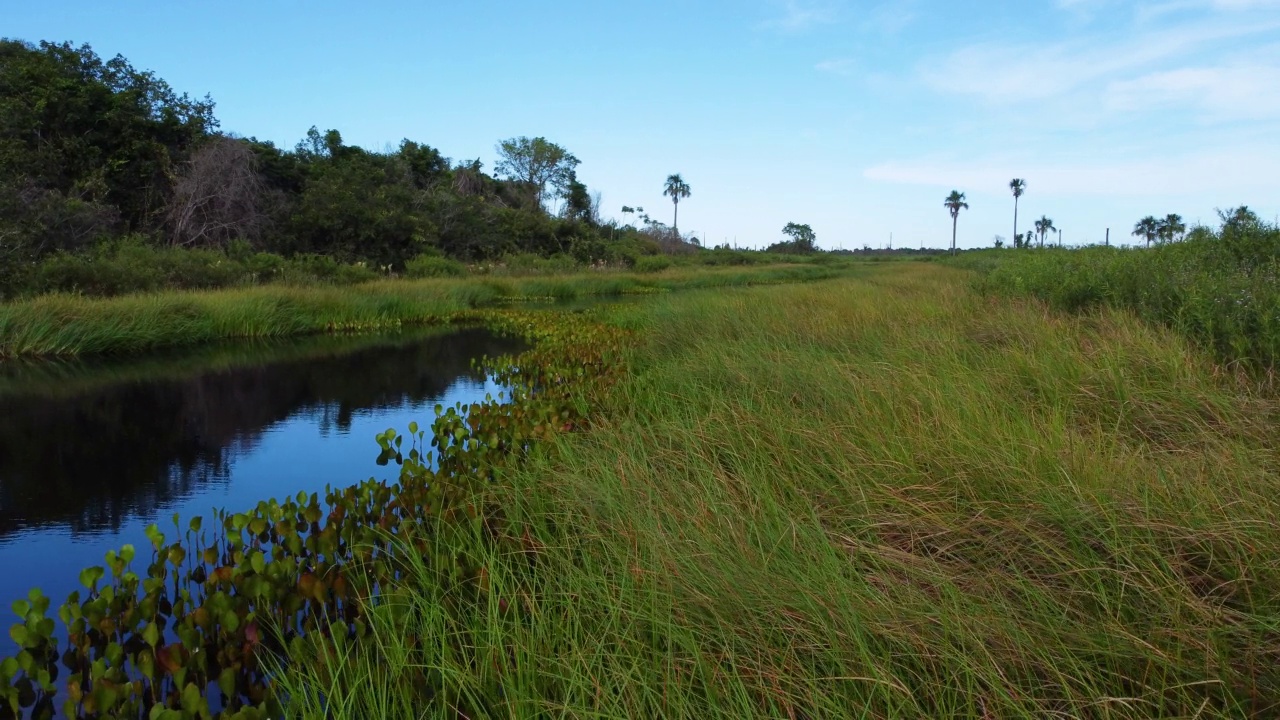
[7,0,1279,249]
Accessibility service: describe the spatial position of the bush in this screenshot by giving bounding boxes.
[405,254,466,278]
[492,253,581,276]
[633,256,673,273]
[966,219,1280,369]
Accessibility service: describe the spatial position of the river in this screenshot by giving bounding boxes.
[0,326,525,660]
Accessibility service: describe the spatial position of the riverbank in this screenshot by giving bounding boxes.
[279,262,1280,717]
[0,263,855,358]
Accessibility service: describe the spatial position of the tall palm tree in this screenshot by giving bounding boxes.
[663,174,691,232]
[944,190,969,255]
[1157,213,1186,244]
[1133,216,1160,248]
[1009,179,1026,249]
[1034,215,1054,248]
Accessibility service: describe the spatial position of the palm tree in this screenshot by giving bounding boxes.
[1009,179,1026,249]
[1034,215,1054,248]
[944,190,969,255]
[663,174,691,232]
[1157,213,1186,244]
[1132,216,1159,248]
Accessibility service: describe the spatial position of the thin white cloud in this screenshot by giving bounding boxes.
[918,19,1280,107]
[1106,62,1280,120]
[761,0,840,32]
[815,57,857,75]
[1138,0,1280,21]
[863,148,1279,197]
[861,0,918,34]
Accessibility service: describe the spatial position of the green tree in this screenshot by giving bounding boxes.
[944,190,968,255]
[781,222,817,252]
[1157,213,1185,244]
[1132,216,1159,248]
[494,137,579,209]
[1009,179,1026,249]
[560,173,593,222]
[1219,205,1260,231]
[663,174,691,232]
[0,39,215,248]
[1034,215,1055,248]
[283,136,426,266]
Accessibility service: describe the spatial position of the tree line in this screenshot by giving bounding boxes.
[942,177,1257,252]
[0,39,707,293]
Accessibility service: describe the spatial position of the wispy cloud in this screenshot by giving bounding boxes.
[860,0,918,35]
[1106,61,1280,120]
[761,0,840,32]
[863,147,1279,197]
[918,19,1280,110]
[1136,0,1280,22]
[815,57,857,75]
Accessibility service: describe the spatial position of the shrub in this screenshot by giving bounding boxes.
[405,254,467,278]
[966,218,1280,369]
[633,256,673,273]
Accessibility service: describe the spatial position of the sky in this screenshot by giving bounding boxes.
[5,0,1279,249]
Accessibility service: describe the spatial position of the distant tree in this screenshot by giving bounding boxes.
[1009,179,1026,248]
[781,222,817,252]
[1218,205,1260,232]
[494,136,579,208]
[663,174,691,232]
[1132,216,1159,248]
[395,139,451,189]
[1157,213,1186,244]
[1034,215,1055,248]
[993,234,1005,249]
[560,173,593,222]
[944,190,969,255]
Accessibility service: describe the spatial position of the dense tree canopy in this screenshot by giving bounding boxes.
[0,38,695,296]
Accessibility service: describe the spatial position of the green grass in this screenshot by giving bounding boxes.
[274,263,1280,718]
[0,263,856,357]
[952,219,1280,370]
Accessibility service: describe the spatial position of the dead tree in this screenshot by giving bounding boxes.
[166,137,266,248]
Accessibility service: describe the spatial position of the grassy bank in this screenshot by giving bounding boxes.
[951,217,1280,370]
[0,263,853,357]
[278,263,1280,718]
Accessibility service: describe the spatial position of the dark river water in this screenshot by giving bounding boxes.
[0,326,524,659]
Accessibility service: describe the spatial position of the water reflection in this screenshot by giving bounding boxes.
[0,326,524,622]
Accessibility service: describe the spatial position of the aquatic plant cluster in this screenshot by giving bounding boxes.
[0,311,627,719]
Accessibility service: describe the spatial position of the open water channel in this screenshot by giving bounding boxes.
[0,326,525,661]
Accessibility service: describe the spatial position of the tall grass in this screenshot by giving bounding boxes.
[274,264,1280,718]
[957,219,1280,370]
[0,264,855,357]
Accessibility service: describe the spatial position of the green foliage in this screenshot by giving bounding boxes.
[632,256,673,273]
[493,137,579,208]
[662,174,691,230]
[404,254,466,278]
[965,216,1280,369]
[0,310,627,719]
[0,40,741,289]
[14,241,379,298]
[0,264,858,358]
[780,222,817,252]
[277,266,1280,717]
[0,39,215,235]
